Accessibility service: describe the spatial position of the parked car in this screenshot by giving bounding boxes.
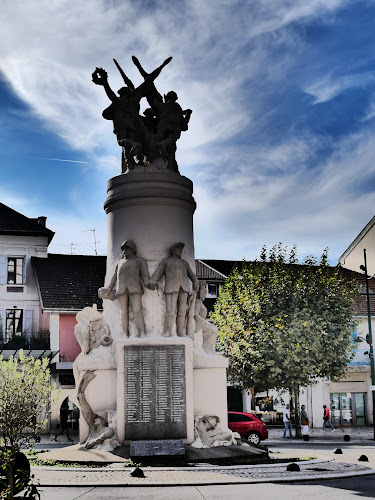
[228,411,268,445]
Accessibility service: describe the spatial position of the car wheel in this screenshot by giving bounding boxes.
[247,432,260,445]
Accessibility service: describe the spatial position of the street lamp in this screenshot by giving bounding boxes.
[359,248,375,441]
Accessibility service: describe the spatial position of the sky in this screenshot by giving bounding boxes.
[1,0,375,263]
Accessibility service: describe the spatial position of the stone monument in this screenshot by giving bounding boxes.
[74,55,229,451]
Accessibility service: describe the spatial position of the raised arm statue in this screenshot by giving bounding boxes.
[132,56,192,173]
[92,56,172,172]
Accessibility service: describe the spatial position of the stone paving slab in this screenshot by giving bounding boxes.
[32,460,375,486]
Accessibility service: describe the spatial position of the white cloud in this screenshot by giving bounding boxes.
[2,0,375,265]
[305,73,375,104]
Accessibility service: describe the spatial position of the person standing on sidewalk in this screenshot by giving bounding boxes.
[301,405,309,435]
[283,404,293,438]
[322,404,335,431]
[53,398,74,442]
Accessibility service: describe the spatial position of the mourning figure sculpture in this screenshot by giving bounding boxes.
[73,306,114,387]
[77,371,119,451]
[98,240,150,337]
[149,242,199,337]
[74,306,112,356]
[192,415,240,448]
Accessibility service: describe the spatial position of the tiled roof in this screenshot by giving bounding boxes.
[199,260,243,277]
[0,203,54,243]
[32,254,106,311]
[195,259,227,280]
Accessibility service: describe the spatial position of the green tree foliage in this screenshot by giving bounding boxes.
[212,244,360,393]
[0,350,56,498]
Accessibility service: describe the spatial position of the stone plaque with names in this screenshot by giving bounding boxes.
[124,344,187,440]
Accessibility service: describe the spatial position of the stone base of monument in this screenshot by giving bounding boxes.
[129,439,185,463]
[184,442,269,464]
[38,440,268,465]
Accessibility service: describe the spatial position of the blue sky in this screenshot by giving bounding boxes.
[1,0,375,263]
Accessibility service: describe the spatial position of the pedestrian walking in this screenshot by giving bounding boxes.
[283,404,293,438]
[301,404,309,435]
[53,398,74,442]
[322,404,335,431]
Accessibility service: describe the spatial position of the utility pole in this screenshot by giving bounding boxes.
[360,248,375,440]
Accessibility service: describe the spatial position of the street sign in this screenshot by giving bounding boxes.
[370,386,375,391]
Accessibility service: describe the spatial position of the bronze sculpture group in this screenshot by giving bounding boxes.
[92,56,192,173]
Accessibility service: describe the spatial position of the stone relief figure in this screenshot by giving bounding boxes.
[73,306,114,387]
[77,371,119,452]
[194,281,219,355]
[92,57,172,172]
[192,415,240,448]
[149,242,199,337]
[98,240,150,337]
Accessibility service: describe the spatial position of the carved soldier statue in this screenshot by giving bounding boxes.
[98,240,150,337]
[149,242,199,337]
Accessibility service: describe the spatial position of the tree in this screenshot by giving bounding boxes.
[211,244,360,435]
[0,350,56,498]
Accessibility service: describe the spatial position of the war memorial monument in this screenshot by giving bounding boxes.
[49,55,266,461]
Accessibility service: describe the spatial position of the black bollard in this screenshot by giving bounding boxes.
[286,463,300,472]
[343,435,350,442]
[303,435,310,441]
[358,455,369,462]
[334,448,343,454]
[130,467,145,478]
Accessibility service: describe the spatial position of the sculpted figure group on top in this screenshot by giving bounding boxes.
[92,56,192,173]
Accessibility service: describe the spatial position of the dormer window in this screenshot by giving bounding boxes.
[7,257,24,285]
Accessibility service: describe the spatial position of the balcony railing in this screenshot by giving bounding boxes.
[0,330,50,350]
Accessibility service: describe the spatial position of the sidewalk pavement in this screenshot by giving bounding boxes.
[30,427,375,487]
[39,426,375,448]
[266,426,375,443]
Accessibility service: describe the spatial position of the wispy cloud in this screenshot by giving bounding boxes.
[1,0,375,262]
[34,157,88,164]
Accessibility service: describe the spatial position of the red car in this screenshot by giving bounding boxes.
[228,411,268,445]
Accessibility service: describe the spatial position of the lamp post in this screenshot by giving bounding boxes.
[359,248,375,440]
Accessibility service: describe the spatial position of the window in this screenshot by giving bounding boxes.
[228,413,252,422]
[207,282,218,298]
[6,309,23,340]
[7,257,24,284]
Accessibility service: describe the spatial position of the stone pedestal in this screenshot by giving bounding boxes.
[117,337,194,444]
[103,171,196,338]
[193,357,229,427]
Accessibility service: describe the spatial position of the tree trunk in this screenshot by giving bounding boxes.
[293,386,302,438]
[250,387,256,411]
[6,464,14,499]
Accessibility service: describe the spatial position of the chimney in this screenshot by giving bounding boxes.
[38,216,47,227]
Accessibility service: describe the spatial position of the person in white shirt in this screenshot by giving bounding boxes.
[283,404,293,438]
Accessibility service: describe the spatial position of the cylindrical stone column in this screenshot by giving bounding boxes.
[103,171,196,338]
